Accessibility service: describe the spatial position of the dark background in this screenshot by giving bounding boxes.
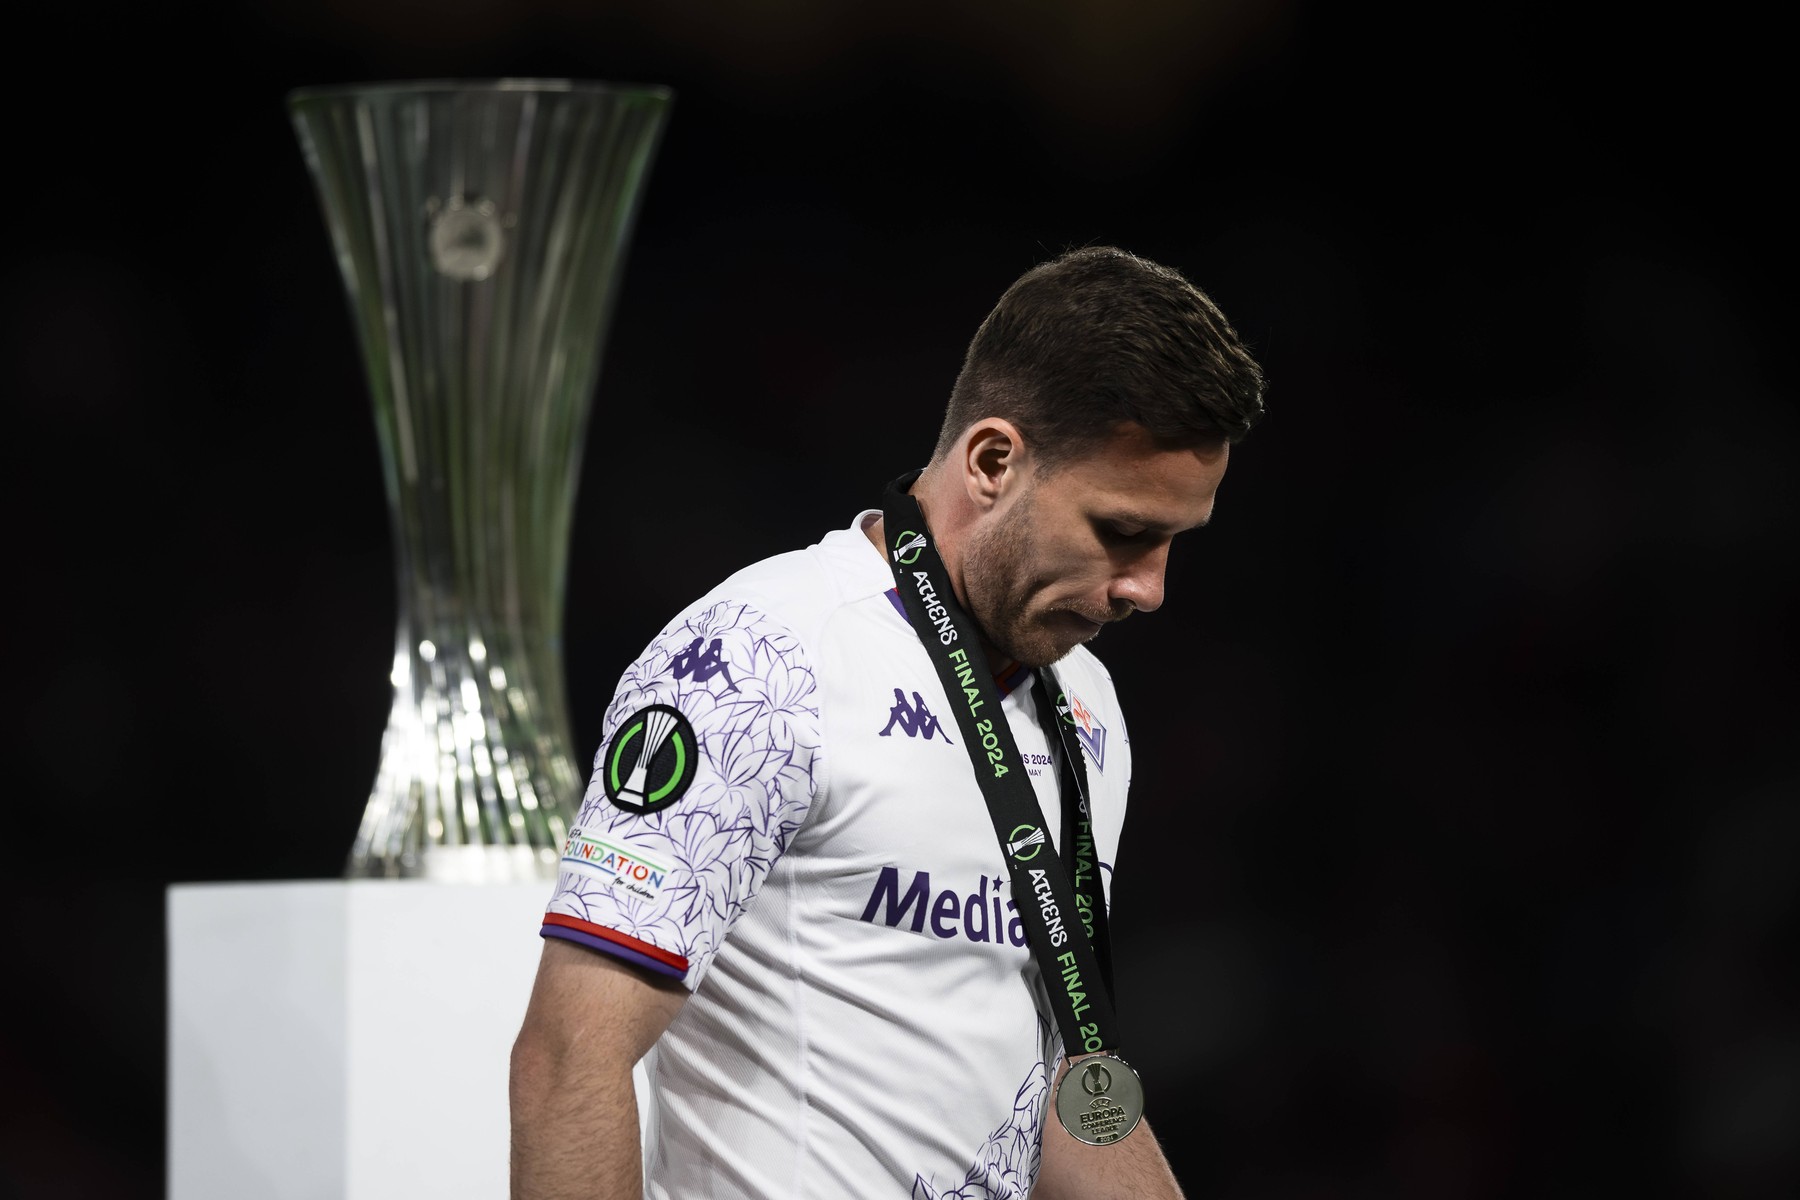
[5,1,1795,1196]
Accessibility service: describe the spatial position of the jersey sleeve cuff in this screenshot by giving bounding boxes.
[539,913,691,981]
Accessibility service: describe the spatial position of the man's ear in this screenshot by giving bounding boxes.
[960,418,1027,512]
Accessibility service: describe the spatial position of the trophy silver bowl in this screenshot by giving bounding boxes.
[290,80,673,882]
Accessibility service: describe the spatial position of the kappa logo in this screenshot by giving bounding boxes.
[878,688,953,742]
[671,636,738,692]
[1056,690,1108,773]
[602,703,699,814]
[892,529,927,565]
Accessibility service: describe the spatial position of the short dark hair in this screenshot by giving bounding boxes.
[933,246,1266,471]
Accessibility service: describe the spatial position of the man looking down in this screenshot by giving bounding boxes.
[511,246,1266,1198]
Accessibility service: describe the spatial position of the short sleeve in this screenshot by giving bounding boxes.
[541,598,822,989]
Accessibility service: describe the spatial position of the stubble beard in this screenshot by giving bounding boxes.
[963,498,1081,669]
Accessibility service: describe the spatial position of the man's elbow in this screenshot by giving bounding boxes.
[510,1016,562,1119]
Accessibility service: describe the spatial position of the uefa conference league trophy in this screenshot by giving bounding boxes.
[289,80,672,882]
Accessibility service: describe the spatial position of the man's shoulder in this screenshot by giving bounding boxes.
[680,518,890,646]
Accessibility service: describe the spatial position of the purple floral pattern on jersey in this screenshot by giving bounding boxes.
[547,600,821,981]
[912,1019,1058,1200]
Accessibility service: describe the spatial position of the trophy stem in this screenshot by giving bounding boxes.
[291,80,673,881]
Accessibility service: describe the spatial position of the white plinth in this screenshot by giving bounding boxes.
[168,879,626,1200]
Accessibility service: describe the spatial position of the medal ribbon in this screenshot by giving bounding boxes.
[1031,677,1116,1001]
[881,472,1121,1063]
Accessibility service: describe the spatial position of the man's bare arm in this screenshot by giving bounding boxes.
[1033,1058,1185,1200]
[510,938,687,1200]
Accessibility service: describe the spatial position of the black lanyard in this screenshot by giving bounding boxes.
[1030,675,1116,1002]
[881,472,1121,1061]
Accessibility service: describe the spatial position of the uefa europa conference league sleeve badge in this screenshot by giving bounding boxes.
[602,704,699,815]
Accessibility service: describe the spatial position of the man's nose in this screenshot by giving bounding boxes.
[1108,543,1170,614]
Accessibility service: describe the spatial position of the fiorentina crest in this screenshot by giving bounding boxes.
[1055,690,1107,773]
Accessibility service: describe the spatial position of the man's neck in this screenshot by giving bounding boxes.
[867,467,951,580]
[865,492,1014,676]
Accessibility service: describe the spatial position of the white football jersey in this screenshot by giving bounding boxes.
[542,512,1132,1198]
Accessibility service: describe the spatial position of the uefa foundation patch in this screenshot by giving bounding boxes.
[603,703,699,814]
[561,829,673,902]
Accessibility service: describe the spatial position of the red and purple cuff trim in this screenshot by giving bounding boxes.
[540,913,690,981]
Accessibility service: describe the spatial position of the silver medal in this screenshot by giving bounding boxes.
[1054,1053,1145,1146]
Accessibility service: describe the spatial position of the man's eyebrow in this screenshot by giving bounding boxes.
[1106,510,1212,533]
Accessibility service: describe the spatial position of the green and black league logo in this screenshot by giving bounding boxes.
[602,704,699,814]
[892,529,927,565]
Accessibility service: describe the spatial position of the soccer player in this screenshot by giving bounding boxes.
[511,246,1266,1198]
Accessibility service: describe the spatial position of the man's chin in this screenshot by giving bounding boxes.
[996,615,1100,669]
[1056,610,1110,644]
[1006,645,1072,670]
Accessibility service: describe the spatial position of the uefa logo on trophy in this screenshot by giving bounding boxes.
[289,80,673,882]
